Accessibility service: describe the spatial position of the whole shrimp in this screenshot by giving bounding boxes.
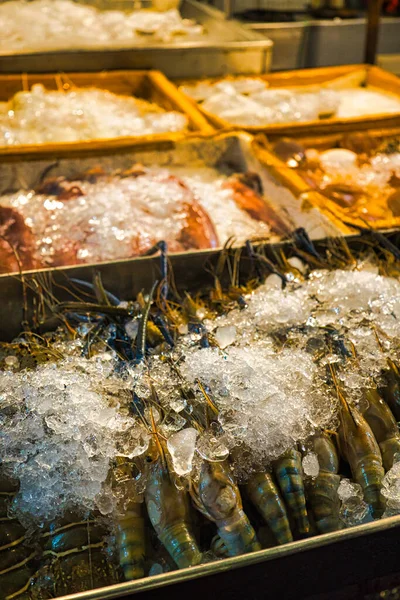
[145,449,202,569]
[191,461,260,557]
[306,433,341,534]
[362,388,400,471]
[246,471,293,545]
[338,391,385,518]
[273,449,310,536]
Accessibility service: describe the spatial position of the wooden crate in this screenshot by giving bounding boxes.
[253,127,400,232]
[179,65,400,138]
[0,70,214,157]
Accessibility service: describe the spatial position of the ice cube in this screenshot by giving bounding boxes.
[319,149,357,172]
[338,478,371,527]
[196,431,230,462]
[263,274,283,290]
[338,478,363,502]
[302,452,319,478]
[215,325,236,349]
[167,427,197,476]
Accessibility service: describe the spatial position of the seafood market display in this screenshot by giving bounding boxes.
[181,75,400,127]
[3,237,400,598]
[0,0,203,52]
[0,166,290,273]
[271,134,400,229]
[0,84,189,146]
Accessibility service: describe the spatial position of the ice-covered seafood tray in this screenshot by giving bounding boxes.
[0,131,342,309]
[179,64,400,137]
[0,70,213,156]
[3,227,400,600]
[254,127,400,234]
[0,0,273,78]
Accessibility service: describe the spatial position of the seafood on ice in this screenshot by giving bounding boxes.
[0,0,203,52]
[181,76,400,127]
[0,166,290,273]
[0,84,189,146]
[271,134,400,227]
[2,238,400,597]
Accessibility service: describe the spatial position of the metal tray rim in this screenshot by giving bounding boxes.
[55,515,400,600]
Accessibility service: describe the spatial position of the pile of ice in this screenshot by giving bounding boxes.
[0,0,203,52]
[3,260,400,520]
[178,345,335,475]
[314,147,400,193]
[0,84,188,146]
[196,265,400,402]
[382,460,400,517]
[1,166,271,268]
[0,352,148,525]
[182,79,400,126]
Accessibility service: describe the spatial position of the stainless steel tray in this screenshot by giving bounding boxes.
[306,17,400,68]
[0,0,273,77]
[244,21,309,70]
[3,230,400,599]
[0,131,341,340]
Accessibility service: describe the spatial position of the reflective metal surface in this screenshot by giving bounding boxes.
[306,17,400,68]
[0,0,273,77]
[245,21,309,70]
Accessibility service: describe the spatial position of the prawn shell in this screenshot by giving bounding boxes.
[307,472,341,534]
[380,437,400,471]
[159,522,202,569]
[306,434,341,534]
[382,361,400,421]
[363,389,400,471]
[355,456,385,519]
[217,510,261,557]
[339,400,385,519]
[145,459,202,569]
[117,511,145,581]
[194,461,260,557]
[274,449,310,536]
[246,472,293,545]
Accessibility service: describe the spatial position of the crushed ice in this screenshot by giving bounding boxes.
[0,84,188,146]
[1,166,272,269]
[182,79,400,126]
[0,0,203,52]
[0,353,147,525]
[3,262,400,523]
